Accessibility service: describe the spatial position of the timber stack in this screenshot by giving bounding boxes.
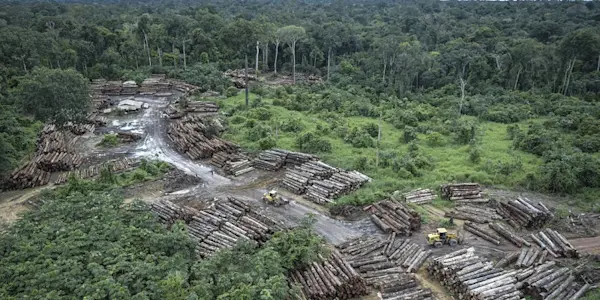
[399,188,436,205]
[121,80,138,95]
[54,157,136,185]
[139,75,172,95]
[441,183,488,203]
[530,228,578,258]
[490,222,531,248]
[167,115,238,160]
[116,131,143,143]
[464,222,503,245]
[4,162,51,189]
[290,250,368,300]
[151,197,283,258]
[184,101,219,114]
[495,197,553,229]
[35,128,82,172]
[211,151,254,176]
[428,247,523,300]
[364,200,421,234]
[253,149,317,171]
[515,262,590,300]
[170,79,200,95]
[102,81,123,95]
[336,234,433,299]
[445,205,503,224]
[512,247,549,268]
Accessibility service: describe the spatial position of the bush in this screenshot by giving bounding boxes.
[426,132,444,147]
[99,134,119,147]
[354,157,368,171]
[258,137,277,150]
[230,115,247,125]
[344,127,374,148]
[506,124,522,140]
[363,123,379,138]
[246,124,271,140]
[226,86,239,97]
[247,108,272,121]
[469,145,482,164]
[403,126,418,144]
[281,118,304,132]
[514,123,559,156]
[275,87,288,98]
[451,119,478,145]
[295,132,332,153]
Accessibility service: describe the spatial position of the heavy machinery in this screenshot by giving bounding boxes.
[262,190,289,206]
[427,228,458,248]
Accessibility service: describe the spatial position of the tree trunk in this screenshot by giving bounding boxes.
[382,55,386,84]
[292,41,296,84]
[327,47,331,81]
[21,57,27,72]
[158,47,163,67]
[274,40,279,74]
[514,66,522,90]
[255,41,260,74]
[264,42,269,72]
[245,53,249,106]
[376,112,382,168]
[563,58,575,96]
[143,31,151,66]
[172,41,177,67]
[597,54,599,72]
[459,76,466,115]
[183,40,187,69]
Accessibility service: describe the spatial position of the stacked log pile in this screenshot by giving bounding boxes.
[54,157,136,184]
[184,101,219,113]
[512,247,549,268]
[336,235,433,299]
[35,129,82,172]
[121,81,138,95]
[4,162,51,189]
[150,197,282,258]
[441,183,488,203]
[102,81,123,95]
[253,149,317,171]
[463,222,502,245]
[290,250,368,300]
[428,247,523,300]
[139,75,172,95]
[116,131,143,142]
[211,151,254,176]
[490,222,531,248]
[495,197,553,229]
[167,115,238,160]
[530,228,578,258]
[515,262,590,300]
[170,79,200,95]
[224,69,257,88]
[364,200,421,235]
[445,205,503,224]
[400,189,436,205]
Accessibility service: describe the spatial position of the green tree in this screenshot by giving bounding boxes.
[278,26,306,84]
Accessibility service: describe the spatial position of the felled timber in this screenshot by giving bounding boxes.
[428,247,522,300]
[364,200,421,235]
[138,75,172,95]
[489,222,531,248]
[54,157,136,185]
[441,183,488,203]
[151,197,282,259]
[253,148,316,171]
[530,228,578,258]
[170,79,200,95]
[336,234,432,299]
[4,162,51,189]
[445,205,503,224]
[514,262,590,300]
[211,151,254,176]
[495,197,553,229]
[290,250,368,300]
[400,188,436,205]
[167,115,238,160]
[464,222,502,245]
[184,101,219,113]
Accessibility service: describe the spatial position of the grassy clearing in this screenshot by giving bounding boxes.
[210,93,542,206]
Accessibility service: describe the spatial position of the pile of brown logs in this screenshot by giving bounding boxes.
[530,228,578,258]
[34,129,82,172]
[364,200,421,235]
[116,131,143,142]
[399,189,436,205]
[441,183,488,203]
[139,75,172,95]
[495,197,553,229]
[336,234,433,299]
[102,81,123,95]
[253,149,317,171]
[290,250,368,300]
[514,247,549,268]
[211,151,254,176]
[34,152,83,172]
[428,248,523,300]
[464,222,503,245]
[4,162,51,189]
[151,197,282,258]
[184,101,219,113]
[54,157,136,185]
[122,81,138,95]
[224,69,257,88]
[490,222,531,248]
[445,205,503,224]
[515,261,590,299]
[168,115,238,160]
[170,79,200,95]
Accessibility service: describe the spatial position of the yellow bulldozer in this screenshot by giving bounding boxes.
[427,228,459,248]
[262,190,289,207]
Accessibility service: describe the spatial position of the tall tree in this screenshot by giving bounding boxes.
[279,25,306,84]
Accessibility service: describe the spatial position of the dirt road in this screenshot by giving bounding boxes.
[570,236,600,254]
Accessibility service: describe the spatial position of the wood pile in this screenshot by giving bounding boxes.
[34,129,82,172]
[34,152,83,172]
[441,183,488,203]
[253,149,317,171]
[150,197,282,258]
[91,93,109,110]
[530,228,578,258]
[121,80,138,95]
[364,200,421,235]
[399,189,436,205]
[464,222,503,245]
[211,151,254,176]
[445,205,503,224]
[102,81,123,95]
[4,162,51,189]
[170,79,200,95]
[164,105,184,119]
[513,247,549,268]
[116,131,142,142]
[495,197,553,229]
[428,247,523,300]
[139,75,171,95]
[336,234,433,299]
[184,101,219,113]
[167,115,238,160]
[489,222,531,248]
[515,262,590,300]
[54,157,136,184]
[290,250,368,300]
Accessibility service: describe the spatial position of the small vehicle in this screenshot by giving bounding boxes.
[262,190,289,206]
[427,228,458,248]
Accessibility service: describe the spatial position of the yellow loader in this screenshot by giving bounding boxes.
[262,190,289,207]
[427,228,458,248]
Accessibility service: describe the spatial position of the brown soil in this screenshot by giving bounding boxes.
[571,236,600,254]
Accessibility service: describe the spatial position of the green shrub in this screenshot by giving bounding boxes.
[363,123,379,138]
[451,119,478,145]
[275,86,288,98]
[295,132,332,153]
[344,127,374,148]
[403,126,418,143]
[354,157,368,171]
[281,118,304,132]
[506,124,522,140]
[247,108,272,121]
[469,145,482,164]
[226,86,239,97]
[99,134,119,147]
[426,132,444,147]
[246,124,271,141]
[258,137,277,150]
[230,115,247,125]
